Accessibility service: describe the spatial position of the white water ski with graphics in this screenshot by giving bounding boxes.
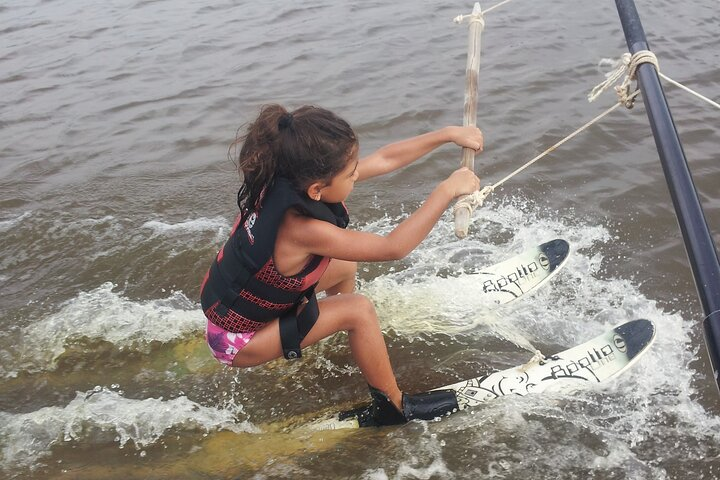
[476,239,569,305]
[309,319,655,430]
[442,319,655,408]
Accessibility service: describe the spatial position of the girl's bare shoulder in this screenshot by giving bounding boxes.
[279,209,340,246]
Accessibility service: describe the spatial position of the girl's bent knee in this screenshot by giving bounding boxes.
[345,294,377,324]
[351,293,375,310]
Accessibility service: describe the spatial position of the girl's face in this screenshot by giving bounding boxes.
[319,149,359,203]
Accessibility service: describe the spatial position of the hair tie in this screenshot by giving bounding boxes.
[278,112,294,130]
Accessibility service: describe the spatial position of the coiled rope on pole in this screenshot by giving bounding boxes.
[590,50,719,110]
[588,50,658,107]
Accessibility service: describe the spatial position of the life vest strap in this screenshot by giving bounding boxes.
[209,250,306,319]
[279,287,319,360]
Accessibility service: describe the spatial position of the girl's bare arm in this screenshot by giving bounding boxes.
[294,168,480,261]
[356,126,483,182]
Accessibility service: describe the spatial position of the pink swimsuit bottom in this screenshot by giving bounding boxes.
[203,300,270,366]
[205,319,257,366]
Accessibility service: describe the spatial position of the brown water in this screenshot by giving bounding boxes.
[2,0,720,478]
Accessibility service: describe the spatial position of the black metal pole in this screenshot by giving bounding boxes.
[614,0,720,392]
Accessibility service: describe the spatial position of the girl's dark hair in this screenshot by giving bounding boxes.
[231,104,357,215]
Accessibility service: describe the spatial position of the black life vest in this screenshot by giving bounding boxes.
[200,176,349,358]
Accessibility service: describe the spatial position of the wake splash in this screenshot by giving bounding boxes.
[1,199,718,478]
[0,386,256,471]
[0,283,203,378]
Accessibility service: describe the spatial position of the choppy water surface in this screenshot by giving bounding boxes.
[1,0,719,478]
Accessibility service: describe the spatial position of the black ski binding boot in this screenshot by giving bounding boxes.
[402,389,459,421]
[340,385,459,427]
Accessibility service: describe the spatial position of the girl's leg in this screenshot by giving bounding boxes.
[232,293,402,409]
[316,259,357,295]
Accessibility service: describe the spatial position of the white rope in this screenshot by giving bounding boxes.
[659,71,720,110]
[590,50,720,111]
[453,185,494,216]
[487,90,640,192]
[484,0,515,14]
[588,53,632,103]
[618,51,658,108]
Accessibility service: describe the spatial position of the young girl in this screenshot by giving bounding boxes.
[201,104,482,426]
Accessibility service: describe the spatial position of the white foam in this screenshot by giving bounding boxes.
[75,215,116,226]
[360,423,451,480]
[6,283,203,376]
[0,211,31,232]
[141,216,230,240]
[0,386,256,470]
[359,202,608,350]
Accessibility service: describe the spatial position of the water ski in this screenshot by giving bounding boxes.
[310,319,655,430]
[476,238,569,305]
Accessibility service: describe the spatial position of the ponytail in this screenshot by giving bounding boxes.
[231,104,286,216]
[230,104,357,218]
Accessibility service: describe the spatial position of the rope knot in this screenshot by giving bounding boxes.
[453,185,494,217]
[588,50,659,108]
[453,2,485,29]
